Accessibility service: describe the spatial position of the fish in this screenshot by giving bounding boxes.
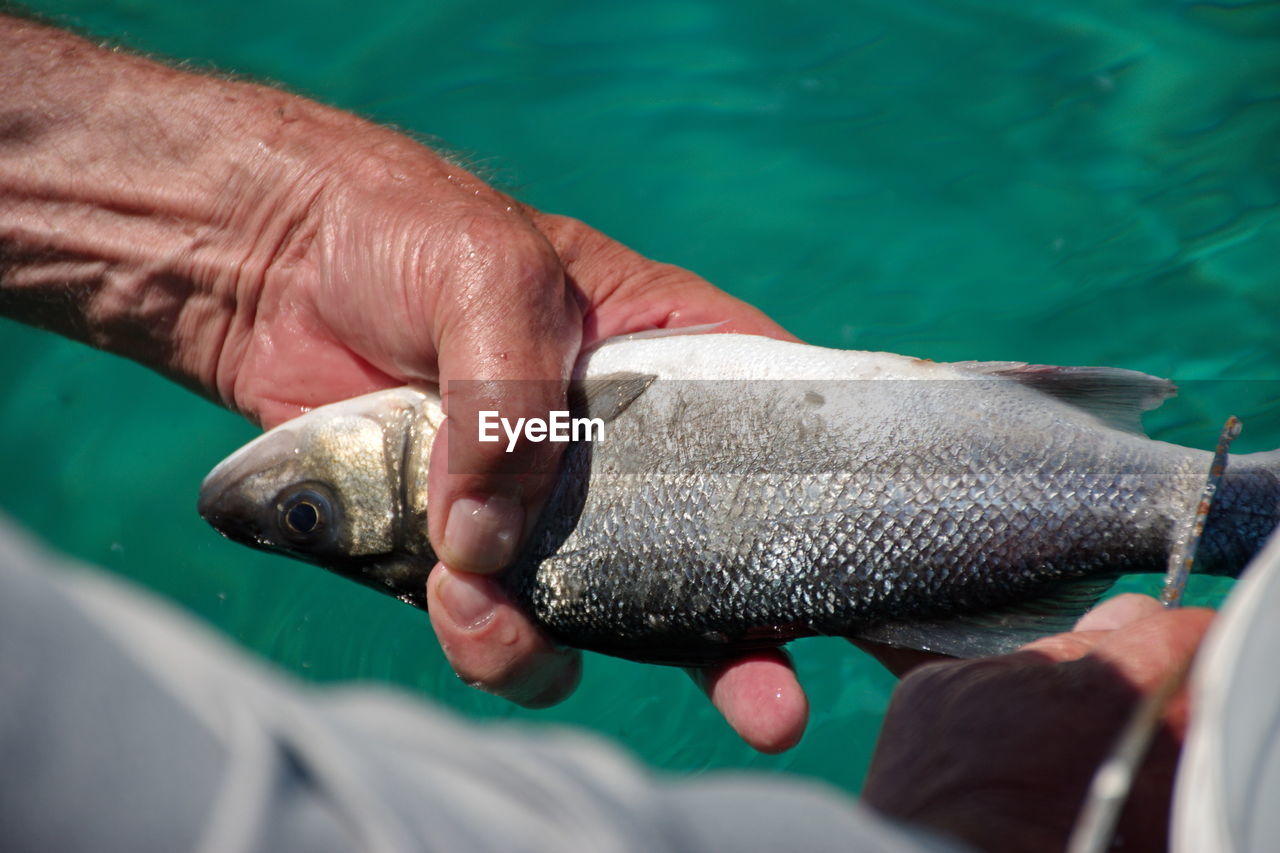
[197,334,1280,665]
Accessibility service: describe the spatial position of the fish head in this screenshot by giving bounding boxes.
[198,387,440,608]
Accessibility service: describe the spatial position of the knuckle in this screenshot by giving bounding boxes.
[528,213,594,259]
[455,651,526,694]
[442,629,529,691]
[438,213,576,350]
[450,212,561,290]
[434,607,579,708]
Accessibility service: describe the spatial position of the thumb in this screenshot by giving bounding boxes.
[426,217,582,574]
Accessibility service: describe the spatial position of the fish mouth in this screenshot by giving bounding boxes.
[198,429,301,547]
[197,486,273,550]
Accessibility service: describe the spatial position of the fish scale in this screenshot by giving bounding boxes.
[500,375,1209,660]
[198,334,1280,665]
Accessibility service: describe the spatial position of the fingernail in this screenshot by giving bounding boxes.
[438,571,496,630]
[444,495,524,573]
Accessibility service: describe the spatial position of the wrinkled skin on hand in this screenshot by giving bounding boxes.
[862,595,1215,853]
[213,125,806,750]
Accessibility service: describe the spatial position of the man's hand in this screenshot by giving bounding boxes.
[233,137,808,736]
[217,130,806,742]
[0,14,807,751]
[862,595,1214,853]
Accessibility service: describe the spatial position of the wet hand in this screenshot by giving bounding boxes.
[216,122,806,748]
[0,14,808,751]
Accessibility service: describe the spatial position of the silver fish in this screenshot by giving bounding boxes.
[198,334,1280,665]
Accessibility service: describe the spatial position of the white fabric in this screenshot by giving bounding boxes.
[1174,530,1280,853]
[0,518,966,853]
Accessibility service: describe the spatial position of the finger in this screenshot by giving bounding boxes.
[427,563,581,708]
[1087,607,1216,692]
[1020,596,1203,665]
[1084,607,1215,739]
[1074,593,1164,632]
[426,213,583,574]
[689,650,809,754]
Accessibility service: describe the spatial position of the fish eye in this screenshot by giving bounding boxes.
[276,488,331,542]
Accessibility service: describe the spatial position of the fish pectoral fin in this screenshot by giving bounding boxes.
[950,362,1176,435]
[570,372,657,422]
[852,575,1119,658]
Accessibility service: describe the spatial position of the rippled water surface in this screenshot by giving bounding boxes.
[3,0,1278,793]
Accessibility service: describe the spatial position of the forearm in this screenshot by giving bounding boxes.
[1,14,360,400]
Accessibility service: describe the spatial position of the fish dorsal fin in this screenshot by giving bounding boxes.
[569,372,656,422]
[852,576,1118,658]
[952,361,1176,435]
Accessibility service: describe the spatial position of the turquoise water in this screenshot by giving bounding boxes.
[2,0,1278,795]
